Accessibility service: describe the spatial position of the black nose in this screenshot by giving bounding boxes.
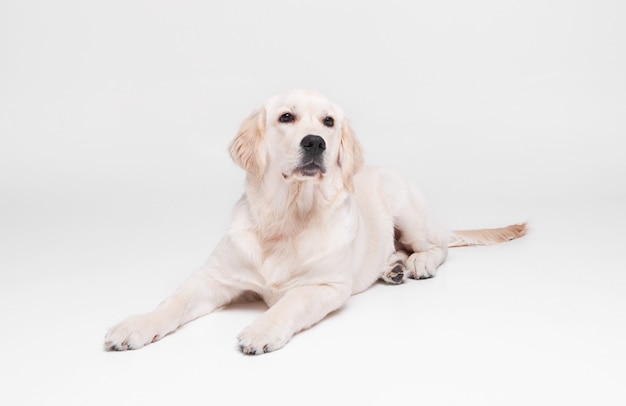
[300,135,326,155]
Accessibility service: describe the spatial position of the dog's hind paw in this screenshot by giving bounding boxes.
[381,261,406,284]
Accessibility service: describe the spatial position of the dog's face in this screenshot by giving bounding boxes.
[230,89,364,190]
[266,89,341,181]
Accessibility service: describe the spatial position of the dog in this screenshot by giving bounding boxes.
[104,88,527,355]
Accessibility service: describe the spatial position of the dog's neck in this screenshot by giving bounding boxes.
[244,171,347,240]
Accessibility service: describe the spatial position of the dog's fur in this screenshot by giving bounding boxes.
[105,89,527,354]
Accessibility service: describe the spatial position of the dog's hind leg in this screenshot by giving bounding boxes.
[375,169,450,283]
[395,218,449,280]
[388,182,450,280]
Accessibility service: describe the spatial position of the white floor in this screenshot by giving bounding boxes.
[2,1,625,405]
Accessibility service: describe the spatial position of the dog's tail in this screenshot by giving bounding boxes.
[448,222,528,248]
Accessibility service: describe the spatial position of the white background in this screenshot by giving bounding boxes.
[1,0,625,405]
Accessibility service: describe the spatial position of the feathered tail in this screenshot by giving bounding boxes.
[448,222,528,248]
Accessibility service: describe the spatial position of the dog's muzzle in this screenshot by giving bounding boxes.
[297,134,326,176]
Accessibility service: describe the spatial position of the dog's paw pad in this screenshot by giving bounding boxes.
[381,262,406,284]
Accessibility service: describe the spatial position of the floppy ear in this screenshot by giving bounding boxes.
[229,108,266,181]
[338,119,364,192]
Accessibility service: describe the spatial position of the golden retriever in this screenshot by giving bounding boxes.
[105,89,526,354]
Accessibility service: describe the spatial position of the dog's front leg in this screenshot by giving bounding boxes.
[105,271,241,351]
[238,283,351,355]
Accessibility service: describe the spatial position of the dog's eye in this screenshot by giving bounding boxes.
[323,116,334,127]
[279,113,295,123]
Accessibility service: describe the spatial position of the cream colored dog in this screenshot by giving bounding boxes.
[105,89,526,354]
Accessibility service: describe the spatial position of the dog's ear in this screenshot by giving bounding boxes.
[229,108,266,181]
[338,119,364,192]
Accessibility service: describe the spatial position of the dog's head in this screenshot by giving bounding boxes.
[230,89,364,191]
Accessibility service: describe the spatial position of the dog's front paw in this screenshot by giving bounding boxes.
[237,321,291,355]
[104,314,162,351]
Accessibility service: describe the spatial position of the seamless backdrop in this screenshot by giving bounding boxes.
[1,1,625,405]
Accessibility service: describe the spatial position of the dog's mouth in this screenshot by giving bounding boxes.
[297,161,325,177]
[282,159,326,180]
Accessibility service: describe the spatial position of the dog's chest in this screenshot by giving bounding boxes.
[231,192,359,291]
[258,229,320,280]
[256,220,351,288]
